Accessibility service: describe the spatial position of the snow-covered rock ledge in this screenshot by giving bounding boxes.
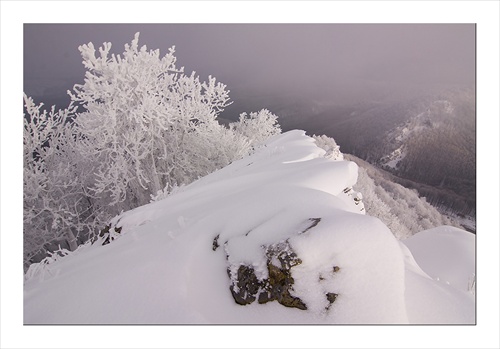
[24,130,475,324]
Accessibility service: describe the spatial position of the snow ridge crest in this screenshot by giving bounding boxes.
[24,130,474,324]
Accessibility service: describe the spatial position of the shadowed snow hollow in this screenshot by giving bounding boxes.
[24,130,475,324]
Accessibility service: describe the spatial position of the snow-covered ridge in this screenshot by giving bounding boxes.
[24,130,474,324]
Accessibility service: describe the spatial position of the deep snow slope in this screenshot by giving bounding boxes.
[24,130,474,324]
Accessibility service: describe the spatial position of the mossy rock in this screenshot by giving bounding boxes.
[228,241,307,310]
[228,265,261,305]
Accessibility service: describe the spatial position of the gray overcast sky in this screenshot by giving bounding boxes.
[24,23,475,108]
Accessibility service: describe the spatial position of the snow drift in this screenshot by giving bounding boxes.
[24,130,475,324]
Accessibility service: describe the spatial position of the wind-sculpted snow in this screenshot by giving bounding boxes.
[402,226,476,294]
[24,130,474,324]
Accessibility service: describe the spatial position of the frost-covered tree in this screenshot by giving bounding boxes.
[312,134,343,160]
[230,109,281,148]
[23,95,99,269]
[69,32,260,211]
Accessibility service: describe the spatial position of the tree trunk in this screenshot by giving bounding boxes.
[65,229,78,251]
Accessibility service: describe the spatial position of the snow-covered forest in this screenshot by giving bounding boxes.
[22,33,477,326]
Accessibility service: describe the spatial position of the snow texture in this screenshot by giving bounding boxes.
[24,130,475,324]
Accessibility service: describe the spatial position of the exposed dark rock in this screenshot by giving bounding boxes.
[228,241,307,310]
[300,218,322,234]
[225,221,341,311]
[260,263,307,310]
[92,224,122,245]
[212,234,220,251]
[100,224,110,236]
[90,224,110,245]
[326,292,338,304]
[229,265,261,305]
[325,292,338,310]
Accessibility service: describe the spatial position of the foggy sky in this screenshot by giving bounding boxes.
[24,23,475,108]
